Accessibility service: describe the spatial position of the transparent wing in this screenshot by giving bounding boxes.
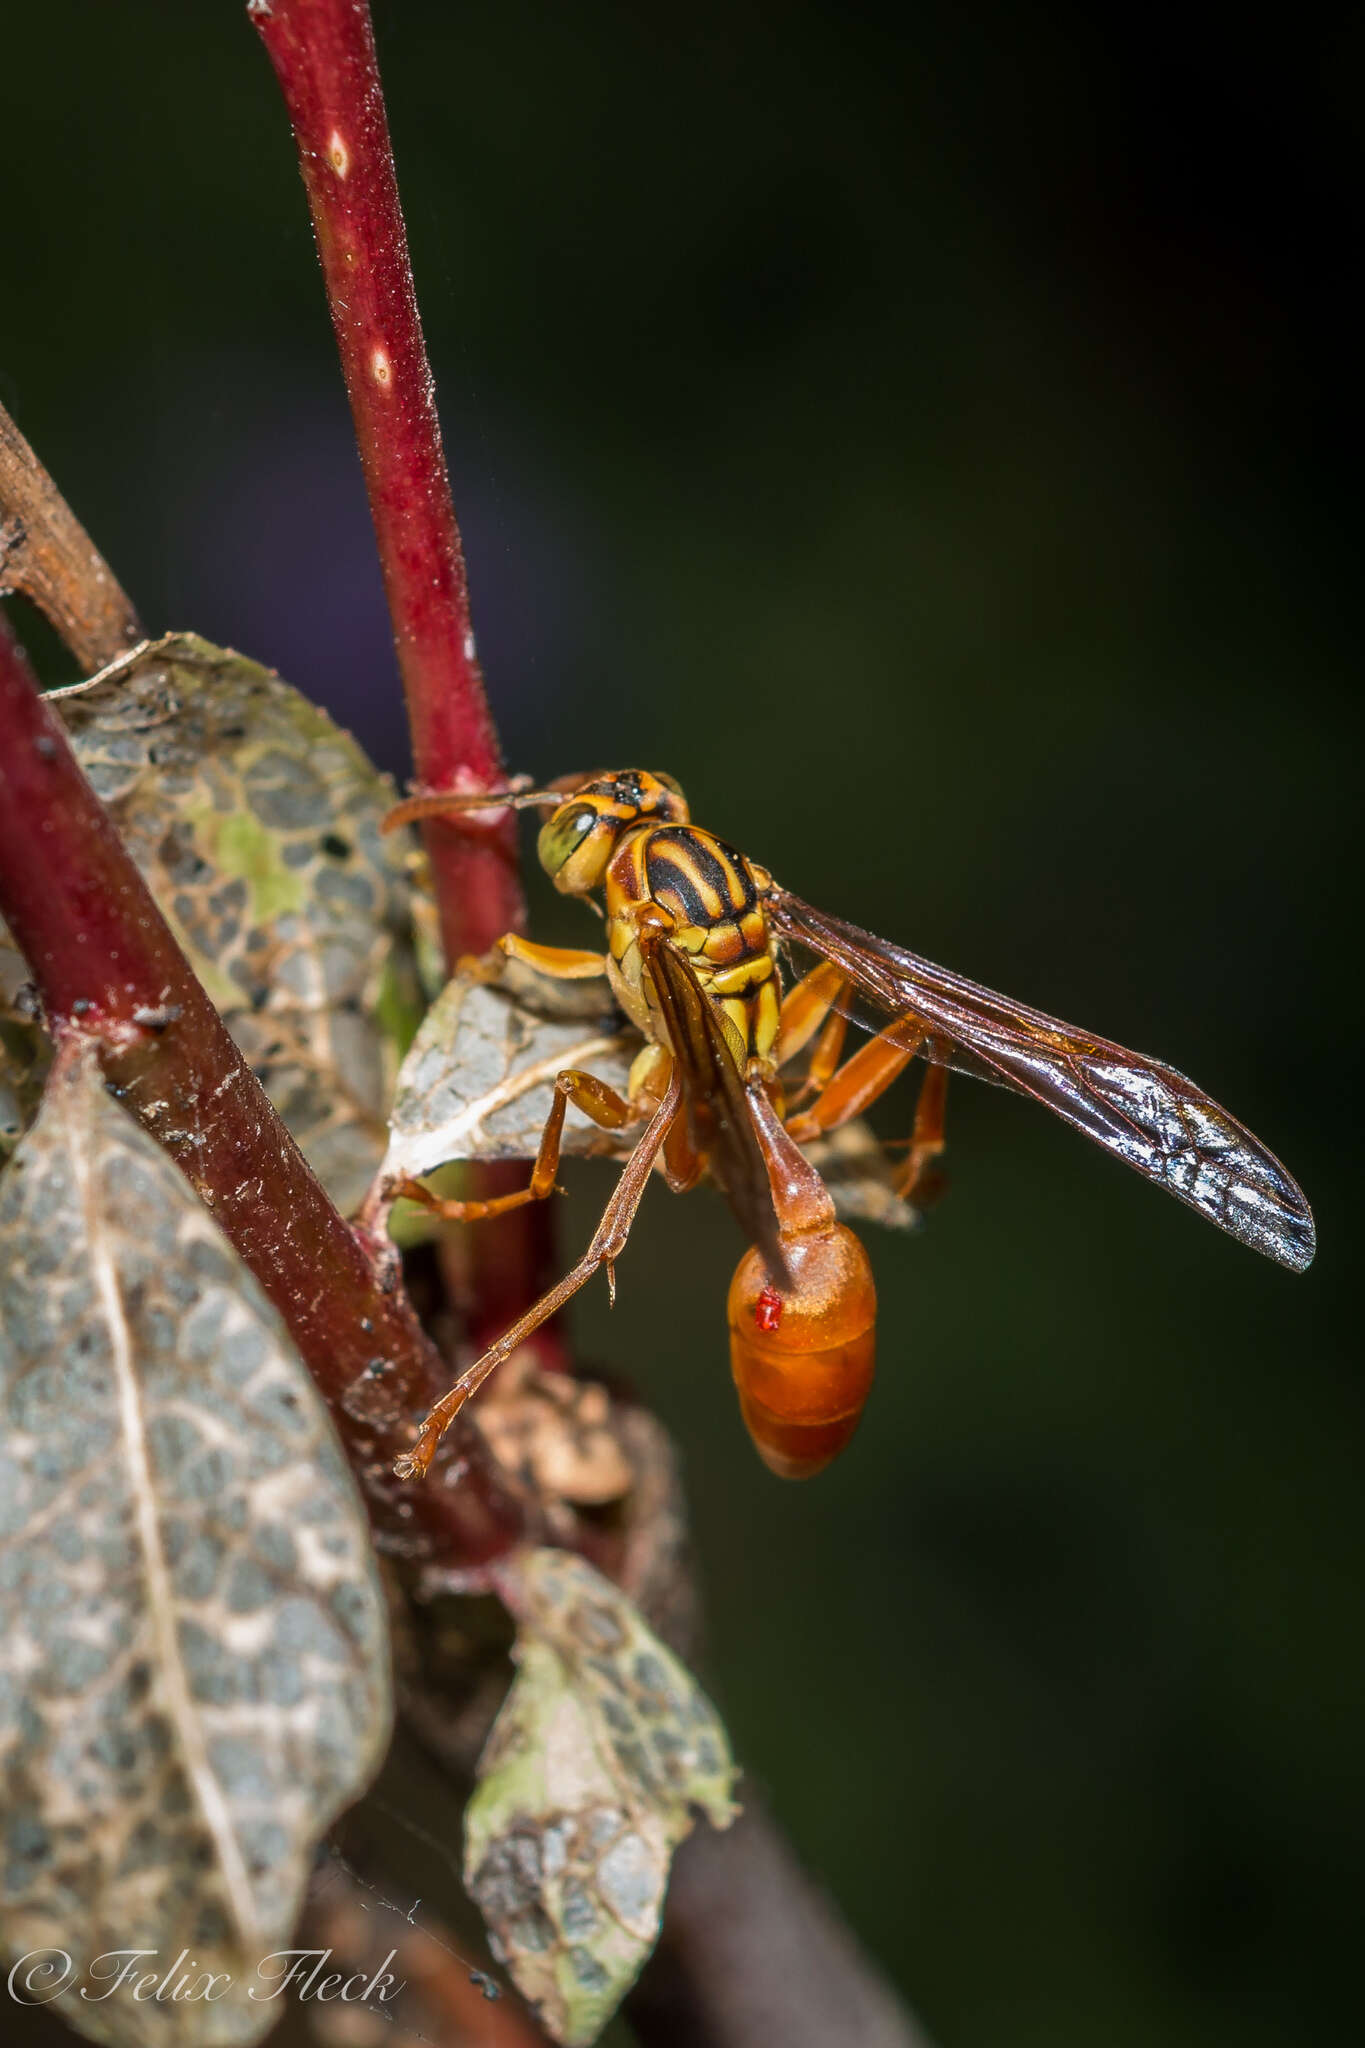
[644,934,792,1289]
[770,891,1315,1273]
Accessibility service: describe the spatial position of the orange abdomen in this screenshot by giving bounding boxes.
[727,1225,876,1480]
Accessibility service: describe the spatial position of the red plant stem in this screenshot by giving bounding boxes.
[249,0,522,968]
[250,0,566,1369]
[0,629,526,1567]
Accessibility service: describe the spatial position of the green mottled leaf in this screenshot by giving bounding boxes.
[42,632,423,1210]
[0,1046,393,2048]
[466,1548,737,2045]
[382,953,636,1188]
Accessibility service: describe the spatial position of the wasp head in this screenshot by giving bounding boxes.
[537,769,689,893]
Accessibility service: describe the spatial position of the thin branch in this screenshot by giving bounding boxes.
[0,397,143,672]
[249,0,524,969]
[629,1796,934,2048]
[0,625,528,1570]
[302,1848,551,2047]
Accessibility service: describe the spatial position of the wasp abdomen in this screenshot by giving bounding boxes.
[727,1226,876,1480]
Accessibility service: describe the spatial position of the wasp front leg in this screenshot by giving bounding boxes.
[456,932,610,985]
[395,1064,683,1481]
[493,934,609,979]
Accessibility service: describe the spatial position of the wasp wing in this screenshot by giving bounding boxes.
[770,891,1314,1273]
[644,934,792,1288]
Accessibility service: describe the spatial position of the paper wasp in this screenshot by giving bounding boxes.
[384,769,1314,1483]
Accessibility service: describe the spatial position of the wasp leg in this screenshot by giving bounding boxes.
[784,1019,927,1143]
[774,962,846,1063]
[453,933,608,989]
[773,962,850,1105]
[661,1096,704,1192]
[394,1064,683,1480]
[494,933,609,979]
[395,1068,634,1223]
[621,1040,700,1193]
[896,1059,949,1202]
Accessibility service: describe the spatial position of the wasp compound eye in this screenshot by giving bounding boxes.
[537,803,596,875]
[537,801,619,894]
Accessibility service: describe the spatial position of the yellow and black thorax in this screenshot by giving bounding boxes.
[604,823,781,1072]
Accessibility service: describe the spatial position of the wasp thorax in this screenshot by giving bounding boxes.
[727,1225,876,1480]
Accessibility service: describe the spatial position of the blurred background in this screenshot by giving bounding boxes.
[4,4,1359,2043]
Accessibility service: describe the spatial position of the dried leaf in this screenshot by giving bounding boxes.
[803,1118,921,1231]
[39,633,423,1210]
[383,958,635,1187]
[466,1548,737,2045]
[477,1351,634,1509]
[0,1047,392,2048]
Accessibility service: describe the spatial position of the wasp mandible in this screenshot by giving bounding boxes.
[384,769,1315,1483]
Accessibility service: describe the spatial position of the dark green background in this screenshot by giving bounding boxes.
[5,6,1358,2044]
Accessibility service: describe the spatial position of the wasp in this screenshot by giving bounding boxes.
[384,769,1314,1483]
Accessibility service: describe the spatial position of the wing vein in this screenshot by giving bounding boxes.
[770,890,1314,1272]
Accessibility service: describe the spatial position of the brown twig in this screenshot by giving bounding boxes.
[629,1796,935,2048]
[0,398,143,672]
[0,624,527,1570]
[248,0,522,970]
[302,1848,551,2047]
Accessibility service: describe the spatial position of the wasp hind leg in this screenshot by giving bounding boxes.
[784,1020,923,1143]
[895,1059,949,1205]
[394,1065,683,1481]
[782,1011,950,1207]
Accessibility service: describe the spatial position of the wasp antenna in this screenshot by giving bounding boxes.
[380,781,561,834]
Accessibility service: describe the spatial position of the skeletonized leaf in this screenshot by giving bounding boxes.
[383,957,636,1187]
[0,1047,392,2048]
[41,633,424,1210]
[466,1547,737,2045]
